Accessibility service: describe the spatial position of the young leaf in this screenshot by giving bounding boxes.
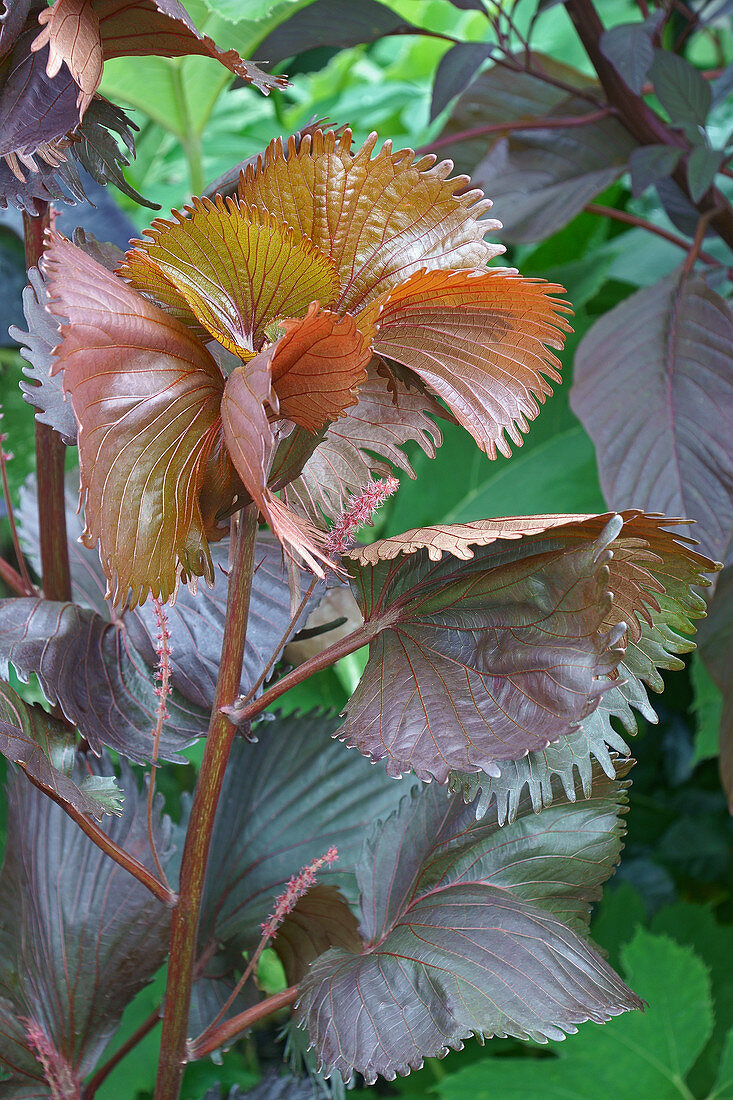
[650,48,711,127]
[255,0,420,64]
[0,762,172,1091]
[687,145,724,203]
[628,144,683,198]
[0,597,209,762]
[437,55,636,242]
[238,129,502,315]
[119,199,339,360]
[571,271,733,565]
[43,232,227,607]
[285,365,443,524]
[199,710,410,953]
[367,268,572,459]
[432,931,714,1100]
[295,764,641,1083]
[0,679,124,819]
[450,512,714,820]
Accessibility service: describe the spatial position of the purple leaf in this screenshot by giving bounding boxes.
[430,42,494,121]
[437,54,635,242]
[295,764,641,1082]
[339,516,632,783]
[0,761,171,1092]
[255,0,420,64]
[199,710,410,954]
[600,18,658,95]
[0,598,209,762]
[570,271,733,565]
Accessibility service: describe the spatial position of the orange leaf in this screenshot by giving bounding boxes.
[368,268,572,458]
[119,198,339,360]
[270,303,372,431]
[239,128,502,314]
[221,359,333,576]
[43,233,226,608]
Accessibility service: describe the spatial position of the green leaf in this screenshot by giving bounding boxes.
[296,765,640,1083]
[434,931,713,1100]
[690,654,722,764]
[712,1029,733,1100]
[651,49,712,127]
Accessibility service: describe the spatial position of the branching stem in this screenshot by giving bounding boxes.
[187,987,299,1062]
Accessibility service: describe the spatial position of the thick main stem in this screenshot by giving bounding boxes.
[22,206,72,603]
[154,505,259,1100]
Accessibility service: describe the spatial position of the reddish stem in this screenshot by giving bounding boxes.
[420,107,614,156]
[24,771,177,906]
[0,555,34,596]
[22,205,72,604]
[187,987,299,1062]
[585,203,729,271]
[154,505,259,1100]
[82,1009,161,1099]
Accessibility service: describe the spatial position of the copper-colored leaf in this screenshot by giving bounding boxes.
[32,0,103,113]
[239,128,502,314]
[119,197,339,360]
[367,267,572,459]
[221,358,332,576]
[43,233,226,607]
[341,512,717,783]
[270,303,371,430]
[275,884,361,986]
[340,516,628,782]
[285,364,443,524]
[94,0,286,93]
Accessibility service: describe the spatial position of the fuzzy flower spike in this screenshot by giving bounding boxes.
[42,128,571,608]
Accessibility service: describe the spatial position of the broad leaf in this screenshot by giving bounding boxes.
[120,198,339,360]
[274,884,361,986]
[687,145,724,203]
[571,270,733,565]
[0,598,209,762]
[340,515,627,782]
[255,0,420,64]
[238,128,502,315]
[0,762,172,1092]
[433,931,715,1100]
[43,232,228,607]
[341,512,714,783]
[366,268,571,459]
[199,710,409,953]
[285,364,443,524]
[0,679,123,819]
[450,512,714,820]
[438,55,636,242]
[295,765,641,1082]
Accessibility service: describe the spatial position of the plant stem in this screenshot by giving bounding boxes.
[24,772,177,906]
[82,1009,162,1099]
[187,987,298,1062]
[222,621,374,726]
[154,505,259,1100]
[171,64,204,195]
[0,440,35,595]
[419,107,614,155]
[585,203,729,271]
[22,205,72,604]
[564,0,733,251]
[0,555,32,596]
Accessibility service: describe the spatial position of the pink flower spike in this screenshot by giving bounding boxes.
[260,846,339,940]
[326,476,399,555]
[23,1018,80,1096]
[151,597,173,722]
